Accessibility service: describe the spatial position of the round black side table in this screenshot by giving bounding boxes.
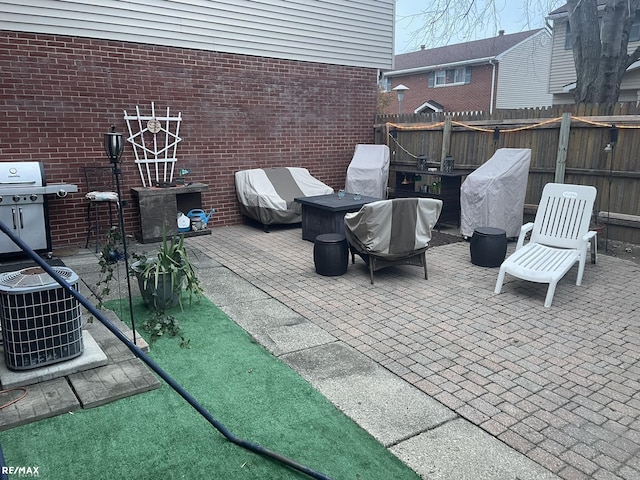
[470,227,508,267]
[314,233,348,276]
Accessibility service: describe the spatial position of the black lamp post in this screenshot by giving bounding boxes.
[605,124,619,252]
[104,126,137,345]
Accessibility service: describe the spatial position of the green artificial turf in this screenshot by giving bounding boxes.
[1,295,420,480]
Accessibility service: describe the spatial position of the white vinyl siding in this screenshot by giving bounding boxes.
[548,20,578,94]
[495,30,553,109]
[0,0,394,69]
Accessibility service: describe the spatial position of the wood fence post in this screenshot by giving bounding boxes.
[441,116,452,169]
[555,112,571,182]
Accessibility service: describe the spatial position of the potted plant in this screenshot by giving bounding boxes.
[131,233,203,312]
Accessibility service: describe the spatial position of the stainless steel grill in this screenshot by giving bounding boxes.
[0,162,77,256]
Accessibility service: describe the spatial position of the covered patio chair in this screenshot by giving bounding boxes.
[344,197,442,284]
[344,144,390,199]
[494,183,597,307]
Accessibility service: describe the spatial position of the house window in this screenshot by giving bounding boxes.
[565,21,572,50]
[379,77,391,92]
[630,10,640,41]
[428,67,471,87]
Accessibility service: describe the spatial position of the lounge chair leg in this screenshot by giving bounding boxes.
[494,267,506,294]
[576,257,587,286]
[544,282,558,307]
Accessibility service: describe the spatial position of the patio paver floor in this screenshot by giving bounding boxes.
[188,224,640,480]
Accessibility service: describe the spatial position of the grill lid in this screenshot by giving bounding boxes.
[0,162,44,187]
[0,267,79,292]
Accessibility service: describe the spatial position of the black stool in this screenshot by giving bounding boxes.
[314,233,348,276]
[470,227,507,267]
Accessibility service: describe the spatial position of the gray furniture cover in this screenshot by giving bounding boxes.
[344,197,442,283]
[345,144,390,199]
[460,148,531,238]
[235,167,333,229]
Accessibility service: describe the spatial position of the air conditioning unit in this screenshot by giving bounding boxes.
[0,266,83,371]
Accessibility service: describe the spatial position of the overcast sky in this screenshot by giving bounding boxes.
[394,0,563,53]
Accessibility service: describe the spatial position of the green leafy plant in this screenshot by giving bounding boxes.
[131,233,202,312]
[93,226,126,315]
[130,232,202,344]
[141,311,181,343]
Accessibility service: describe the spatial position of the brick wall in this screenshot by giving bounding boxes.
[388,64,497,114]
[0,31,378,249]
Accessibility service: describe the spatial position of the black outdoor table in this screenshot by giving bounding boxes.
[294,193,382,242]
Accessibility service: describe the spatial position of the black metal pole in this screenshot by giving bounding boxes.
[111,161,137,346]
[606,125,618,253]
[0,221,333,480]
[606,146,613,252]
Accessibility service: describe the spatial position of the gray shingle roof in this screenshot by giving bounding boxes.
[393,29,543,71]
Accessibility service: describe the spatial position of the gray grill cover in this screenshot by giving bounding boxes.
[460,148,531,238]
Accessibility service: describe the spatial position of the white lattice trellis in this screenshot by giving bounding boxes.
[124,102,182,187]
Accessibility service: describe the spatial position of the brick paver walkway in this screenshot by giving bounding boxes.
[190,225,640,480]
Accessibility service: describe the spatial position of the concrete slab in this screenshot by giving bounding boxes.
[390,418,561,480]
[84,309,149,354]
[200,267,271,307]
[282,343,457,446]
[221,298,336,355]
[0,377,80,430]
[68,358,161,408]
[0,331,108,389]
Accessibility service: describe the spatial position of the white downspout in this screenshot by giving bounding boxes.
[490,60,496,114]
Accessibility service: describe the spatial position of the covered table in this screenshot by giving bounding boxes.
[460,148,531,238]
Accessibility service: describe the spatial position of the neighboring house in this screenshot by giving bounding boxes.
[547,1,640,104]
[382,30,553,114]
[0,0,393,250]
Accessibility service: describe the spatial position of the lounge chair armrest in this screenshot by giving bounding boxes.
[583,231,597,242]
[516,222,534,250]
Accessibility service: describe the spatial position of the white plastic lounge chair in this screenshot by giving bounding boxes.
[344,197,442,284]
[494,183,597,307]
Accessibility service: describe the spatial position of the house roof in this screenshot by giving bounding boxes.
[392,29,543,72]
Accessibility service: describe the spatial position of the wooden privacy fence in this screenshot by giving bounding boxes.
[374,104,640,244]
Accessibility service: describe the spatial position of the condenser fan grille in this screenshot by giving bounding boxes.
[0,266,83,371]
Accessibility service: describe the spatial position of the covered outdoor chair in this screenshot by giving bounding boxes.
[344,197,442,284]
[344,144,390,199]
[494,183,597,307]
[460,148,531,238]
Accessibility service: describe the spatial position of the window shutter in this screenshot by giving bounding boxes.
[428,72,435,88]
[464,67,472,84]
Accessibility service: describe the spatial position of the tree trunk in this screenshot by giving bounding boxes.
[568,0,640,103]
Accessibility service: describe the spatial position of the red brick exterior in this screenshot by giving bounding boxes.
[388,64,497,114]
[0,31,378,249]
